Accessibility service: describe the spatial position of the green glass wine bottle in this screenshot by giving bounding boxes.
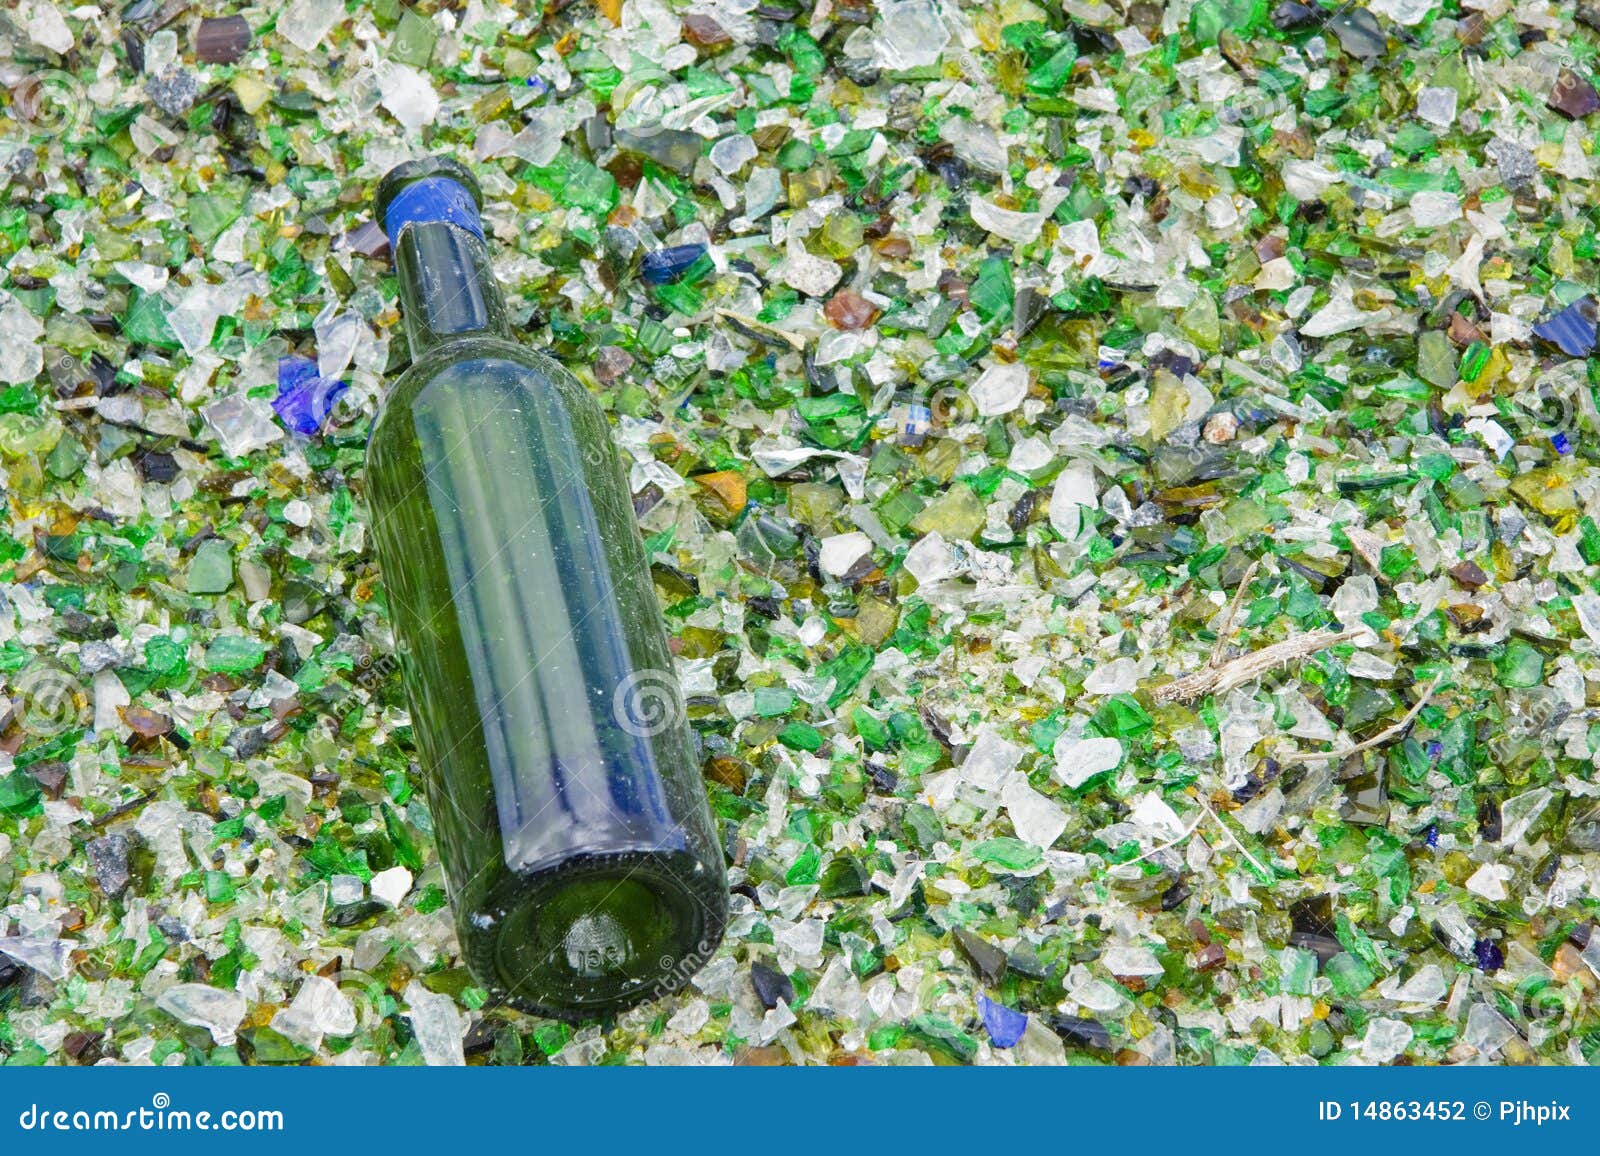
[365,157,727,1018]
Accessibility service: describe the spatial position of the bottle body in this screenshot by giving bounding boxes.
[365,189,725,1018]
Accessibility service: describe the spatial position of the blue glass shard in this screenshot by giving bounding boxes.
[1531,296,1598,358]
[273,356,348,435]
[640,244,707,285]
[977,993,1028,1048]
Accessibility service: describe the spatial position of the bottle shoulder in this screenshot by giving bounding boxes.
[371,337,595,438]
[391,335,571,392]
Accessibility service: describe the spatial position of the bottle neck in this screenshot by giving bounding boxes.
[394,221,510,356]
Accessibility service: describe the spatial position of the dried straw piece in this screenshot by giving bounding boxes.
[1151,627,1364,705]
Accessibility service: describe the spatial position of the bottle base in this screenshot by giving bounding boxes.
[465,851,726,1020]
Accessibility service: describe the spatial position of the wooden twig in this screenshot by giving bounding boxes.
[1151,627,1363,705]
[1277,675,1443,768]
[1211,559,1261,666]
